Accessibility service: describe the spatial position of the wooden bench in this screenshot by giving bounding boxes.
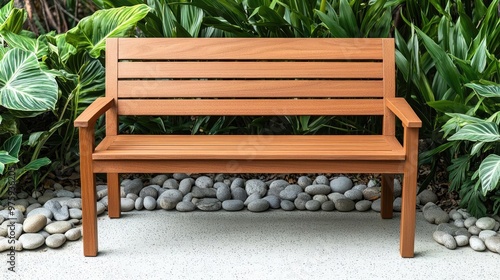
[74,38,421,258]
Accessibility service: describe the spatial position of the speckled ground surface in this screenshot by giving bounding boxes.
[3,211,498,280]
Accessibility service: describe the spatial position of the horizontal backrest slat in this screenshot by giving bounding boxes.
[117,38,383,60]
[117,99,384,116]
[117,80,384,98]
[117,62,383,79]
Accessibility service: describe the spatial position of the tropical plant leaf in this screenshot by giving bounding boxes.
[0,31,49,59]
[66,4,150,58]
[0,150,18,175]
[416,27,463,98]
[15,157,51,177]
[2,133,22,158]
[448,122,500,142]
[465,83,500,98]
[478,154,500,195]
[0,3,26,34]
[0,48,58,111]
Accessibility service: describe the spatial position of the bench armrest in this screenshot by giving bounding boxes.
[386,98,422,128]
[74,97,114,128]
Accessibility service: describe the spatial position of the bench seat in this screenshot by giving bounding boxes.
[94,135,405,160]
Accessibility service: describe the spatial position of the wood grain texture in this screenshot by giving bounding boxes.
[117,80,384,98]
[105,38,119,136]
[117,38,384,60]
[118,61,383,79]
[386,98,422,128]
[74,97,114,128]
[117,99,385,116]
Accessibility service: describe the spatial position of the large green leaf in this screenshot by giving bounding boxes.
[0,2,26,34]
[478,154,500,195]
[2,133,21,158]
[465,83,500,98]
[0,150,18,175]
[448,122,500,142]
[0,31,49,59]
[0,48,58,111]
[66,4,150,58]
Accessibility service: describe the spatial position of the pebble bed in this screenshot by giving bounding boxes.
[1,173,499,255]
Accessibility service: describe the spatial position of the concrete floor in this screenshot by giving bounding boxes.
[2,210,499,280]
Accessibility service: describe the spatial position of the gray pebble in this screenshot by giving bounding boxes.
[122,178,143,196]
[454,228,471,238]
[44,200,69,221]
[69,208,82,219]
[162,178,179,189]
[32,191,42,199]
[244,193,261,206]
[313,194,328,204]
[173,173,190,180]
[469,236,486,251]
[195,198,221,211]
[56,190,75,198]
[121,198,135,212]
[45,221,72,234]
[417,189,438,205]
[433,230,446,244]
[484,236,500,253]
[371,199,381,212]
[27,207,53,219]
[19,233,45,250]
[248,199,270,212]
[216,185,231,201]
[355,200,372,212]
[330,176,353,194]
[313,175,329,185]
[367,179,379,188]
[280,200,295,211]
[13,199,29,208]
[464,217,477,228]
[230,178,245,189]
[65,228,82,241]
[182,193,193,202]
[422,202,449,224]
[263,195,281,209]
[143,196,157,211]
[231,187,247,202]
[352,184,367,192]
[268,180,289,196]
[45,234,66,248]
[126,193,138,201]
[7,209,24,223]
[176,201,196,212]
[453,219,465,228]
[442,233,457,249]
[327,193,347,203]
[192,187,217,198]
[305,184,331,195]
[279,185,302,201]
[305,200,321,211]
[139,186,158,199]
[214,174,225,182]
[150,174,168,186]
[476,217,496,230]
[344,189,363,201]
[335,199,355,212]
[468,225,482,235]
[294,197,307,210]
[245,179,267,197]
[135,197,144,210]
[158,196,179,210]
[436,223,460,236]
[393,197,402,212]
[66,198,82,209]
[96,202,106,215]
[179,178,193,195]
[454,235,469,247]
[195,176,213,188]
[17,191,29,199]
[222,200,244,211]
[479,230,497,241]
[26,203,42,215]
[321,201,335,211]
[297,176,312,188]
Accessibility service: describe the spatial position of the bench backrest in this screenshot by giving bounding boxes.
[104,38,396,136]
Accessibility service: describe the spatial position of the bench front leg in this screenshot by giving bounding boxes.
[79,126,98,257]
[381,174,394,219]
[107,173,121,218]
[400,127,419,258]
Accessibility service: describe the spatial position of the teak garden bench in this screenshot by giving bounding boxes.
[74,38,421,258]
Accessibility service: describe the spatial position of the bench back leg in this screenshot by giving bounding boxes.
[80,128,98,257]
[380,174,394,219]
[107,173,121,218]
